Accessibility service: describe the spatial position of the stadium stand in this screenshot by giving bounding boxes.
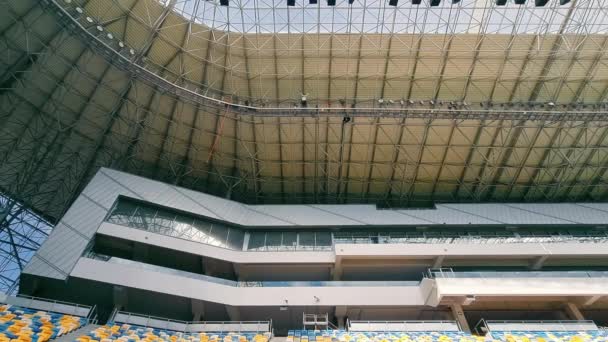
[0,304,88,342]
[4,0,608,340]
[75,324,271,342]
[286,330,483,342]
[489,330,608,342]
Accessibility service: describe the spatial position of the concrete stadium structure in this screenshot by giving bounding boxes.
[2,0,608,339]
[16,168,608,334]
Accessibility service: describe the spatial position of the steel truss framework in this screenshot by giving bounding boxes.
[58,0,608,106]
[1,0,608,290]
[0,194,51,294]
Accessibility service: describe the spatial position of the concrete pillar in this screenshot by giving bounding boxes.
[564,302,585,321]
[191,299,206,321]
[233,264,243,281]
[335,306,347,329]
[332,257,343,281]
[226,305,241,321]
[113,286,128,311]
[450,304,470,333]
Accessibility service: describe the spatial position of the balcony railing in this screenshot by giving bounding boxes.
[427,268,608,279]
[112,310,272,333]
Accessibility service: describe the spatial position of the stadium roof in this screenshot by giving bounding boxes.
[1,0,608,226]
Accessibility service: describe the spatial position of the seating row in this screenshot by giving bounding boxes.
[287,330,608,342]
[75,324,271,342]
[0,304,87,342]
[491,330,608,342]
[287,330,481,342]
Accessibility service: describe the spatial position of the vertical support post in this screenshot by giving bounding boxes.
[226,305,241,321]
[191,299,205,321]
[112,285,128,312]
[564,302,585,320]
[332,256,343,281]
[335,306,347,329]
[450,304,471,333]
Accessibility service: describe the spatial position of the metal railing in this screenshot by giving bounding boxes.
[4,294,95,320]
[426,268,608,279]
[474,319,598,335]
[113,311,272,333]
[240,280,419,287]
[333,235,608,245]
[347,320,461,332]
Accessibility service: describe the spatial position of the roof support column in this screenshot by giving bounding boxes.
[334,305,347,330]
[563,302,585,321]
[450,304,470,333]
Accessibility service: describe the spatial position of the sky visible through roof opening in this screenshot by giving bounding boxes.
[159,0,607,35]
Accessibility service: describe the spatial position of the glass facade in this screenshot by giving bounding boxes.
[247,231,332,251]
[106,197,608,251]
[106,198,244,250]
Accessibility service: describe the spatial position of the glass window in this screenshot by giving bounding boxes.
[265,232,282,251]
[107,201,138,225]
[315,232,332,249]
[282,231,297,250]
[298,232,315,250]
[248,232,266,251]
[226,229,244,250]
[130,206,156,230]
[173,214,195,240]
[208,224,229,247]
[151,210,176,234]
[192,218,212,244]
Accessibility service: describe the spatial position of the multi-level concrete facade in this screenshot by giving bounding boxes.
[21,168,608,334]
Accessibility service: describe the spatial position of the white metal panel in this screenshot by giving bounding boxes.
[416,206,501,225]
[250,205,367,226]
[27,168,608,283]
[440,204,572,225]
[309,205,435,225]
[506,204,608,224]
[62,196,110,237]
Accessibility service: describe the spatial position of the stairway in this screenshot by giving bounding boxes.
[52,324,101,342]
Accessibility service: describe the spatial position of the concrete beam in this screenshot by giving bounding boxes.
[450,304,470,333]
[583,295,601,307]
[529,255,549,270]
[563,302,585,320]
